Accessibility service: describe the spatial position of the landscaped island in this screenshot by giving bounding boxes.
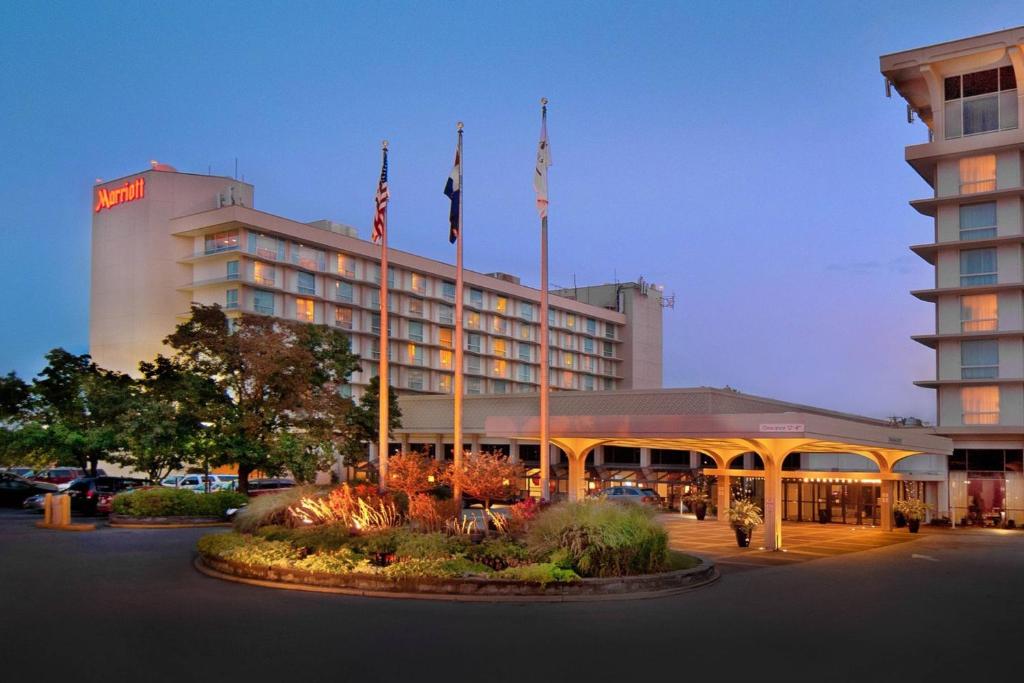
[194,483,714,600]
[110,487,247,526]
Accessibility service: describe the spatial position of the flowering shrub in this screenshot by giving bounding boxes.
[287,483,401,530]
[387,452,443,499]
[408,493,460,533]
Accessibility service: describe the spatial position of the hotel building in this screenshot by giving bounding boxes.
[883,26,1024,526]
[89,166,664,404]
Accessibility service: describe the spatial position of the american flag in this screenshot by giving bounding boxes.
[372,150,389,243]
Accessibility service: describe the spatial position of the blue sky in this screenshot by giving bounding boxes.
[1,1,1022,421]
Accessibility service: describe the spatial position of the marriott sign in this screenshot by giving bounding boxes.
[94,177,145,213]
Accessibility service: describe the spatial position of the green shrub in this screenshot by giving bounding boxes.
[497,563,580,585]
[197,532,300,567]
[382,557,491,580]
[525,500,669,577]
[112,488,247,518]
[394,531,468,561]
[292,547,368,574]
[464,538,529,570]
[233,486,321,532]
[254,523,352,552]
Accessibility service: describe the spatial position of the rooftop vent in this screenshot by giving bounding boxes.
[307,220,358,238]
[485,272,521,285]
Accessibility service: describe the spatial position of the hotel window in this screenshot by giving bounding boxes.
[296,298,314,322]
[253,290,274,315]
[335,307,353,330]
[337,254,356,278]
[518,324,531,340]
[370,291,396,312]
[564,353,575,368]
[408,297,424,317]
[493,380,508,394]
[408,321,424,342]
[440,349,453,369]
[205,230,239,254]
[467,333,481,353]
[467,378,482,395]
[248,233,285,260]
[582,375,595,391]
[334,280,354,303]
[372,265,396,287]
[548,308,556,325]
[603,341,614,358]
[959,202,997,241]
[371,314,380,334]
[563,334,575,350]
[439,328,453,348]
[518,343,531,362]
[517,364,531,382]
[493,359,507,376]
[582,337,594,354]
[467,356,481,374]
[442,281,456,301]
[469,288,484,308]
[226,260,239,280]
[565,314,576,329]
[291,243,325,271]
[582,355,596,371]
[959,155,997,194]
[297,271,315,295]
[961,340,998,379]
[226,289,239,309]
[962,386,999,425]
[562,371,574,388]
[410,273,427,294]
[960,248,997,286]
[961,294,997,331]
[407,344,425,366]
[492,316,508,334]
[495,296,507,314]
[339,384,353,399]
[493,339,507,357]
[370,339,380,360]
[438,375,451,394]
[603,377,614,390]
[254,262,275,286]
[466,312,480,329]
[408,370,424,391]
[604,324,616,340]
[944,67,1017,140]
[586,318,596,335]
[439,304,454,325]
[519,301,534,320]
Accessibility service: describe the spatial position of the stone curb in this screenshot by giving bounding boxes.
[109,514,231,529]
[194,553,719,603]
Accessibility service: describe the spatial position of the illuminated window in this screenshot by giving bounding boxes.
[297,271,315,295]
[565,314,576,329]
[439,304,454,325]
[253,290,274,315]
[467,333,481,353]
[337,254,355,278]
[295,298,314,321]
[962,340,998,379]
[407,344,424,366]
[962,386,999,425]
[248,233,284,260]
[226,260,239,280]
[493,339,507,357]
[438,375,451,394]
[205,230,239,254]
[493,359,507,376]
[492,316,508,334]
[960,203,997,241]
[408,370,424,391]
[944,67,1017,140]
[335,307,353,329]
[960,248,997,286]
[466,312,480,329]
[408,297,424,317]
[410,273,427,294]
[564,353,574,368]
[518,324,531,340]
[959,155,997,194]
[225,289,238,309]
[253,262,276,286]
[495,296,507,313]
[442,281,456,301]
[440,349,453,369]
[439,328,453,348]
[408,321,423,342]
[291,243,325,271]
[334,280,353,303]
[961,294,997,331]
[469,288,484,308]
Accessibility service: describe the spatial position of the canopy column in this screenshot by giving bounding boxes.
[433,434,445,462]
[551,438,607,503]
[716,475,730,522]
[880,479,894,531]
[763,460,783,551]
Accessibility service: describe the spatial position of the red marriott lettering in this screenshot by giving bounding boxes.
[94,177,145,213]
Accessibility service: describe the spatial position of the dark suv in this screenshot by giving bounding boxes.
[65,477,148,515]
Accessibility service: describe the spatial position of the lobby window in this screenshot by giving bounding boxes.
[439,328,453,348]
[410,273,427,294]
[438,374,451,394]
[225,289,239,309]
[442,281,456,301]
[407,344,425,366]
[334,280,354,303]
[961,294,997,331]
[296,298,314,322]
[254,262,275,286]
[439,304,454,325]
[337,254,356,278]
[493,359,507,376]
[467,333,481,353]
[205,230,239,254]
[408,370,424,391]
[582,337,594,354]
[586,318,597,335]
[467,378,482,395]
[335,307,353,330]
[226,260,239,280]
[493,339,507,357]
[962,386,999,425]
[493,380,509,394]
[297,271,315,295]
[253,290,274,315]
[518,343,531,362]
[291,243,325,271]
[468,288,484,308]
[467,355,481,374]
[960,202,997,240]
[408,320,424,342]
[248,233,285,260]
[519,301,534,320]
[961,340,998,379]
[959,155,997,194]
[466,312,480,329]
[944,67,1017,139]
[492,316,508,334]
[440,349,453,369]
[960,248,997,286]
[495,296,507,314]
[408,297,424,317]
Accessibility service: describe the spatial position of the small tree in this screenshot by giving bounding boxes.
[448,451,524,509]
[387,451,442,499]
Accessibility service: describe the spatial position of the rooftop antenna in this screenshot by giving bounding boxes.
[884,77,892,98]
[234,157,238,180]
[906,104,916,124]
[660,291,676,309]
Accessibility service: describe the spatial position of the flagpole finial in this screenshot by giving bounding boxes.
[540,97,548,106]
[456,121,464,132]
[381,139,389,150]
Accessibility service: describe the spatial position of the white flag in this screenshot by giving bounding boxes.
[533,116,551,218]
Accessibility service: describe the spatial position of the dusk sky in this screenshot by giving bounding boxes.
[2,1,1023,422]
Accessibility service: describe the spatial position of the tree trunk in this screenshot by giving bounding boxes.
[237,464,253,494]
[88,456,99,477]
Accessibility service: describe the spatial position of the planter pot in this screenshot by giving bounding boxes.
[907,519,921,534]
[694,502,707,521]
[894,511,907,528]
[817,509,831,524]
[734,527,751,548]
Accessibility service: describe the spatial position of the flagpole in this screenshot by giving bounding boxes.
[378,140,391,491]
[453,122,465,509]
[538,99,551,502]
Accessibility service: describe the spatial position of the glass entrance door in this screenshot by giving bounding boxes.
[782,481,881,525]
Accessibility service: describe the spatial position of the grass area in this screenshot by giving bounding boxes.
[666,550,702,571]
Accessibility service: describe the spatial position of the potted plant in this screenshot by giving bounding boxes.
[727,499,763,547]
[893,498,932,533]
[683,490,711,520]
[893,509,907,528]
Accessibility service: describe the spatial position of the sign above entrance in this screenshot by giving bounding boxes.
[95,177,145,213]
[759,423,805,433]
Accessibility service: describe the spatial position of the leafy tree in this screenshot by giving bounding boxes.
[0,372,30,420]
[344,375,402,466]
[448,451,524,509]
[163,304,360,493]
[386,451,442,499]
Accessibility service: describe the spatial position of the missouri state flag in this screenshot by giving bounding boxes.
[533,115,551,218]
[444,147,461,243]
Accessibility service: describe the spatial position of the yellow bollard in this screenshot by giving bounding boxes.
[43,493,52,525]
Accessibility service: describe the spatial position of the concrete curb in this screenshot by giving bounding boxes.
[108,515,231,529]
[35,521,97,532]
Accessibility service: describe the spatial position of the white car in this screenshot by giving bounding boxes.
[175,474,236,492]
[161,475,184,488]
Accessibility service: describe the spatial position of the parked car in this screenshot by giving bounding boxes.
[599,486,662,507]
[161,475,184,488]
[175,474,236,492]
[32,468,86,488]
[65,477,149,515]
[22,493,48,512]
[0,472,59,507]
[246,478,296,496]
[3,466,36,478]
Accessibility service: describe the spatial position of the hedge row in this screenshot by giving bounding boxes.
[112,488,247,518]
